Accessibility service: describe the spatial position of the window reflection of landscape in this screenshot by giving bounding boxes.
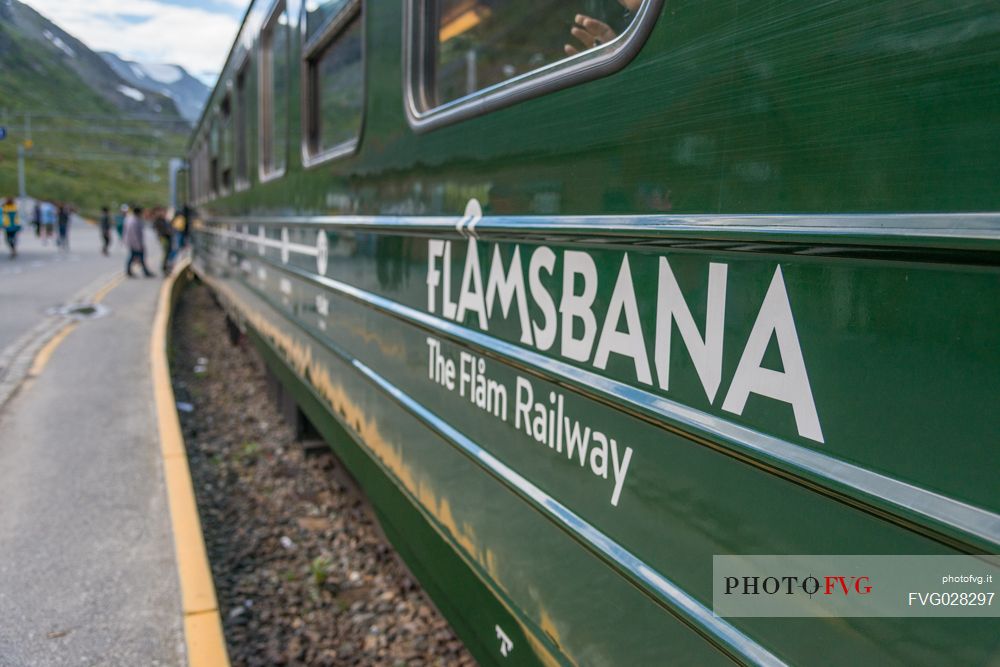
[317,18,363,154]
[435,0,641,106]
[260,4,289,177]
[306,0,353,43]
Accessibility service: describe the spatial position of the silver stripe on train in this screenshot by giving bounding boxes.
[201,220,1000,552]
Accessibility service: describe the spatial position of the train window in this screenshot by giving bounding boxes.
[202,147,206,201]
[193,142,201,203]
[235,60,250,190]
[189,146,198,204]
[302,0,363,166]
[259,0,290,180]
[405,0,660,130]
[199,139,209,202]
[203,140,211,200]
[209,117,220,196]
[220,93,233,193]
[305,0,353,41]
[194,140,202,203]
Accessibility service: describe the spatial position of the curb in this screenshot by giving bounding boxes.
[150,257,231,667]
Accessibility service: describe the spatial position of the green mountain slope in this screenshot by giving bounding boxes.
[0,0,191,215]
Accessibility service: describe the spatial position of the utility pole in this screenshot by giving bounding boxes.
[17,111,32,198]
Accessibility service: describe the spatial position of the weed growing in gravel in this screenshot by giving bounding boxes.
[307,555,336,605]
[239,441,261,463]
[171,284,476,665]
[310,555,333,587]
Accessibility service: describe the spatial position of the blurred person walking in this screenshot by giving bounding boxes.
[2,197,21,259]
[177,203,192,248]
[152,207,174,274]
[123,206,153,277]
[99,206,112,256]
[40,201,56,245]
[31,201,41,237]
[56,203,70,251]
[115,204,127,246]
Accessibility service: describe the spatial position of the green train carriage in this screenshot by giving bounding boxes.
[188,0,1000,664]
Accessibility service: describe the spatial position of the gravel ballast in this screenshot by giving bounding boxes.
[170,282,476,667]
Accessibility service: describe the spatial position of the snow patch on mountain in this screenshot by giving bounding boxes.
[116,84,146,101]
[42,29,75,57]
[99,51,210,124]
[141,62,183,85]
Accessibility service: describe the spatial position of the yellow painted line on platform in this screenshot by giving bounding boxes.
[26,273,124,379]
[150,258,230,667]
[91,273,125,304]
[27,323,77,377]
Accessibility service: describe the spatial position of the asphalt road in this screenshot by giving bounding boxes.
[0,218,128,352]
[0,229,184,666]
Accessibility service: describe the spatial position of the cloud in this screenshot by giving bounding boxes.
[27,0,243,84]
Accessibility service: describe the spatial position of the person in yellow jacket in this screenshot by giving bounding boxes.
[2,198,21,259]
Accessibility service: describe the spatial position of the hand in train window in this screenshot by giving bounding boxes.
[434,0,647,106]
[564,0,641,56]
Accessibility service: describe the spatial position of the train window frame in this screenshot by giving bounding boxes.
[300,0,365,168]
[208,114,220,197]
[219,88,233,195]
[234,53,251,192]
[201,137,210,202]
[259,0,290,183]
[403,0,663,132]
[193,140,203,204]
[189,143,198,204]
[196,138,206,203]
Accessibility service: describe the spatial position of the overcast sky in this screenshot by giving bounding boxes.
[27,0,247,85]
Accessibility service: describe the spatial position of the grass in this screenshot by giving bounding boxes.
[239,441,261,464]
[0,122,187,218]
[309,555,334,588]
[0,16,189,216]
[190,322,209,339]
